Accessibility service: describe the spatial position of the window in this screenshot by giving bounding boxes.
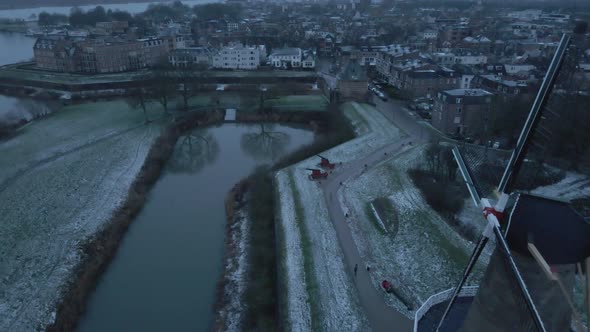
[456,98,462,104]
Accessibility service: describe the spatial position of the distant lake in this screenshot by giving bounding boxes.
[0,32,35,65]
[0,0,219,20]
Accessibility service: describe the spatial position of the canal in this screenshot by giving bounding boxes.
[75,123,314,331]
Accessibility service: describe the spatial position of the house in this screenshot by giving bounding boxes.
[169,47,211,67]
[95,21,129,35]
[268,48,302,69]
[302,54,315,69]
[138,37,169,67]
[338,60,367,99]
[503,64,536,75]
[432,88,494,138]
[432,52,456,66]
[472,74,528,95]
[402,68,459,99]
[454,53,487,65]
[423,30,438,40]
[212,43,262,70]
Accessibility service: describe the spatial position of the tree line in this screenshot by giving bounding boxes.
[37,1,243,27]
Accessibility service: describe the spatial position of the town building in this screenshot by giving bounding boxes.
[432,88,494,138]
[33,36,78,72]
[33,35,179,73]
[338,60,368,99]
[268,48,303,69]
[212,44,262,70]
[169,47,211,67]
[138,37,169,67]
[472,74,528,95]
[95,21,129,35]
[402,68,459,99]
[78,39,143,73]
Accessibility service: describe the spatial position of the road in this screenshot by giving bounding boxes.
[318,102,419,332]
[311,95,508,331]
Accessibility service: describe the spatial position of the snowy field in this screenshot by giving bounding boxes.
[217,209,249,332]
[341,146,487,316]
[275,102,401,331]
[314,102,404,164]
[531,171,590,201]
[0,100,163,330]
[275,168,369,331]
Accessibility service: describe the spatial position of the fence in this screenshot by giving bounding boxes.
[413,286,478,332]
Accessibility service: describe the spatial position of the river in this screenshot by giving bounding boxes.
[0,0,218,20]
[75,124,313,331]
[0,32,50,124]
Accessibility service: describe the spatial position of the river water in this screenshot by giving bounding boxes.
[0,20,309,332]
[0,0,219,20]
[0,32,50,124]
[75,124,313,331]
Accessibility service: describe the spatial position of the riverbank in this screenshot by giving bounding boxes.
[0,64,318,97]
[0,22,27,33]
[45,109,224,332]
[213,106,356,331]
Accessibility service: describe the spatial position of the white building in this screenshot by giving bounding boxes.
[423,30,438,40]
[302,54,315,69]
[460,74,474,89]
[212,44,262,70]
[269,48,303,68]
[504,64,536,75]
[454,54,487,65]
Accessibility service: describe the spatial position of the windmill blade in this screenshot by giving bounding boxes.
[436,233,489,331]
[498,34,570,194]
[452,146,483,207]
[492,225,547,332]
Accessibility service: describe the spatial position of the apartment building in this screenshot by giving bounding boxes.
[212,44,262,70]
[169,47,211,67]
[432,88,494,138]
[34,35,176,73]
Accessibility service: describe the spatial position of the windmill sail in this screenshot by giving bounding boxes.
[434,34,572,332]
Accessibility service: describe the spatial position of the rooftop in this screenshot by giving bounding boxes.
[270,47,301,57]
[443,88,492,97]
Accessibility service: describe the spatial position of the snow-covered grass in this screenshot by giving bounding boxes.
[0,99,162,186]
[275,167,369,331]
[265,95,328,112]
[275,170,312,331]
[531,171,590,201]
[316,102,403,164]
[274,102,401,330]
[341,146,487,316]
[0,101,163,331]
[217,209,249,332]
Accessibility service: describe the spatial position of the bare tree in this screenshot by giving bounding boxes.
[168,129,219,173]
[126,87,151,123]
[176,62,210,111]
[241,124,290,161]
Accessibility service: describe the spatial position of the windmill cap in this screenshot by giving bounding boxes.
[506,193,590,265]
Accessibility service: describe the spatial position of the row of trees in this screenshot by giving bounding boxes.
[126,63,211,122]
[38,1,243,28]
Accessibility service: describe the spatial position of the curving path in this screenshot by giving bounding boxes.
[317,101,432,332]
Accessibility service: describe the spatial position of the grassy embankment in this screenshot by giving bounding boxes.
[45,109,224,332]
[218,104,355,331]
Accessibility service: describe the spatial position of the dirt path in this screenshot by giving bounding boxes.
[317,102,427,331]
